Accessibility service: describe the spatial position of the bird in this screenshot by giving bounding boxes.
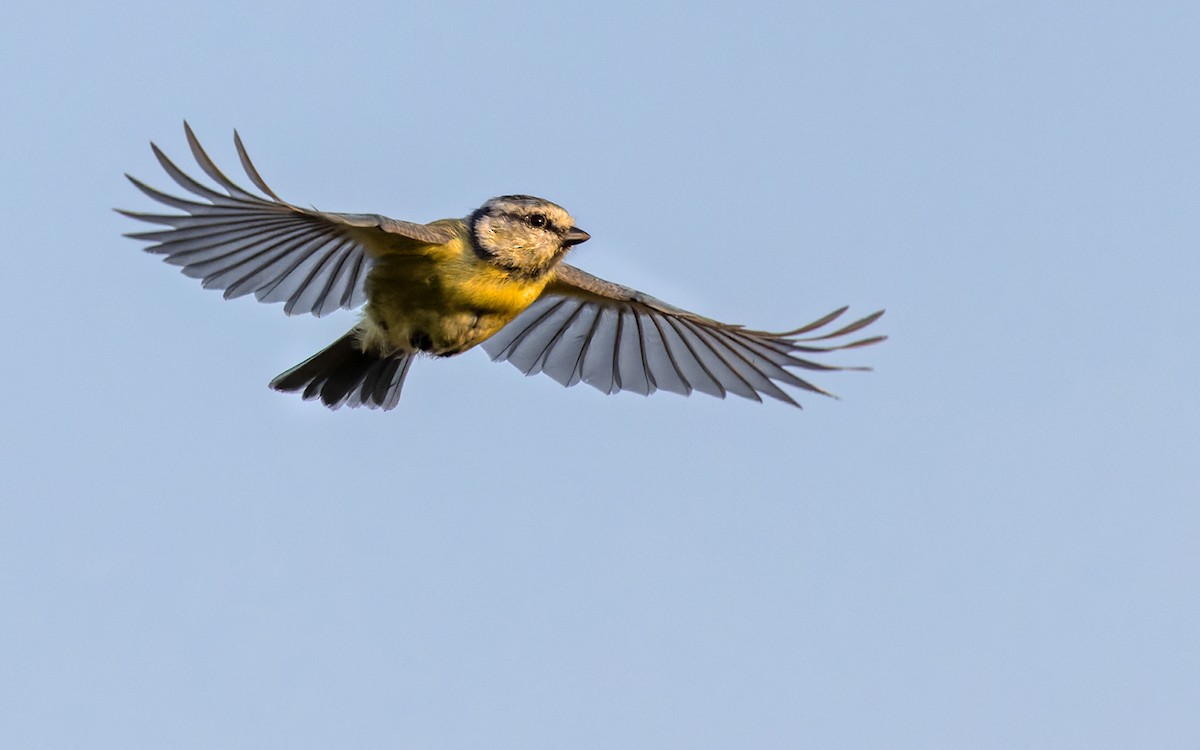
[119,123,885,411]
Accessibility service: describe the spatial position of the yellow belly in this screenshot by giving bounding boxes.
[361,249,546,357]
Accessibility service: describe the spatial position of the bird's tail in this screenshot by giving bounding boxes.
[269,329,414,410]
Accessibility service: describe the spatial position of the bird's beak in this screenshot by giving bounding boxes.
[563,227,591,246]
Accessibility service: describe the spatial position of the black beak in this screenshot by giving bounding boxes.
[563,227,591,246]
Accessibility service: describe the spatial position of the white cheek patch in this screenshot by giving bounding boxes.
[471,197,581,277]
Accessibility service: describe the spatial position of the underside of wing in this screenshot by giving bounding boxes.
[482,263,886,407]
[117,122,457,317]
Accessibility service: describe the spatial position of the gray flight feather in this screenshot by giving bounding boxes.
[482,263,886,407]
[118,122,457,317]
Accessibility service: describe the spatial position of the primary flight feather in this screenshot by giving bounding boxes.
[119,123,885,410]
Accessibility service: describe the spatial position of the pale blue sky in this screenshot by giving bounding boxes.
[2,1,1198,748]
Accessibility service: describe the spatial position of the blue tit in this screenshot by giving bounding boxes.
[119,123,885,410]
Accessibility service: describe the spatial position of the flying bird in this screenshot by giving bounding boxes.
[119,123,885,411]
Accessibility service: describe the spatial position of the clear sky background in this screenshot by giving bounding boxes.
[2,1,1198,748]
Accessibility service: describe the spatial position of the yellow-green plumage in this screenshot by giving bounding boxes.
[260,195,585,409]
[359,223,552,357]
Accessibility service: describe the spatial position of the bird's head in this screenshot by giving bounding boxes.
[469,195,590,279]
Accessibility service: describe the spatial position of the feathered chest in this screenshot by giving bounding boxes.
[361,250,548,356]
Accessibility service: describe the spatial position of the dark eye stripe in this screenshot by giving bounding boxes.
[498,209,560,232]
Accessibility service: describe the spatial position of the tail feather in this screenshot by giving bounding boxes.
[270,330,413,410]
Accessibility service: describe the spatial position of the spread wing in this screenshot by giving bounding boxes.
[482,263,885,407]
[118,122,457,317]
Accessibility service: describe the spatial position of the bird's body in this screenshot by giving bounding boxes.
[363,244,535,357]
[120,124,885,411]
[354,223,532,357]
[353,200,576,359]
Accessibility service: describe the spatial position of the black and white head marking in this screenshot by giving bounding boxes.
[469,195,589,279]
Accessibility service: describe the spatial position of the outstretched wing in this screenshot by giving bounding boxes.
[482,263,885,407]
[118,122,458,317]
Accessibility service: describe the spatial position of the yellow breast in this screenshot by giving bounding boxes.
[361,233,550,356]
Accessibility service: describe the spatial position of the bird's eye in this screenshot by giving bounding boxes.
[528,213,547,228]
